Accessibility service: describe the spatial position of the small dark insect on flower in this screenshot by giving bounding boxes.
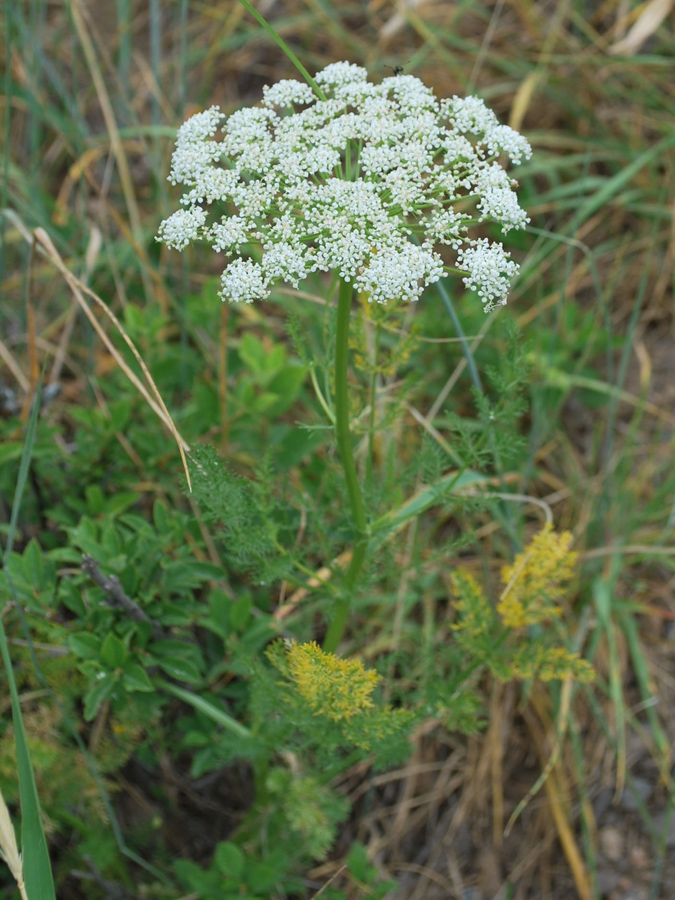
[384,64,405,76]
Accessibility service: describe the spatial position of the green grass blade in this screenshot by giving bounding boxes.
[236,0,325,99]
[0,378,56,900]
[593,573,626,801]
[157,678,253,738]
[571,131,675,231]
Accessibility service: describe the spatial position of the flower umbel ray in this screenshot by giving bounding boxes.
[157,62,531,312]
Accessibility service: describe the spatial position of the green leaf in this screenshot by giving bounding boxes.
[103,491,139,516]
[0,442,23,465]
[215,841,245,880]
[203,590,232,639]
[109,399,132,432]
[157,601,196,626]
[239,333,269,373]
[21,538,45,589]
[229,595,252,632]
[101,521,123,558]
[347,842,372,882]
[59,579,87,616]
[156,656,203,684]
[68,633,102,659]
[85,484,105,515]
[153,500,170,534]
[100,633,128,669]
[266,365,306,415]
[161,559,223,590]
[246,858,285,893]
[151,641,204,684]
[122,662,154,692]
[252,391,282,414]
[84,673,118,720]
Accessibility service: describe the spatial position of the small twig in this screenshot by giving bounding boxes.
[81,555,163,640]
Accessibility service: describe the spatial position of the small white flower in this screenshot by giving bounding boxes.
[355,242,445,304]
[262,79,316,108]
[456,238,519,312]
[157,63,531,310]
[315,61,368,86]
[209,216,250,253]
[473,163,530,231]
[219,258,268,304]
[157,206,207,250]
[427,208,469,246]
[262,241,308,288]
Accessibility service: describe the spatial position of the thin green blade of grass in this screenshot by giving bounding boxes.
[571,131,675,232]
[157,678,253,738]
[593,573,626,802]
[616,609,670,774]
[371,468,495,542]
[0,377,56,900]
[236,0,325,100]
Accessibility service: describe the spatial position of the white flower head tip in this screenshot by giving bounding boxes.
[157,63,532,311]
[315,62,368,86]
[456,239,519,312]
[157,207,207,250]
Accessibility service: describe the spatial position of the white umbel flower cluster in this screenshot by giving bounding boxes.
[157,63,531,312]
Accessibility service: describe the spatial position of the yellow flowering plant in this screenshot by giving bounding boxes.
[451,524,594,685]
[263,640,415,766]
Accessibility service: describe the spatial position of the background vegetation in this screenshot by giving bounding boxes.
[1,1,674,898]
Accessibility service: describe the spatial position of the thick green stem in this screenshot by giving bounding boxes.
[323,279,369,653]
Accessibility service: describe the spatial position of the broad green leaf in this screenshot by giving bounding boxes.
[215,841,245,880]
[59,579,87,617]
[156,656,203,684]
[103,491,139,516]
[21,539,45,589]
[229,595,252,632]
[100,633,128,669]
[0,442,23,465]
[239,333,268,373]
[266,365,306,415]
[122,662,154,692]
[204,590,232,639]
[151,641,204,684]
[84,673,119,721]
[68,632,102,659]
[85,485,105,515]
[153,500,170,534]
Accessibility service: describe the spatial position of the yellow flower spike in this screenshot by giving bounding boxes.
[450,569,494,637]
[285,641,381,722]
[510,644,594,684]
[498,524,577,629]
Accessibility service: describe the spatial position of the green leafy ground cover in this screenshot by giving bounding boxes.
[1,2,675,899]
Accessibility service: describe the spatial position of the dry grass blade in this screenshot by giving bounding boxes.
[30,227,192,489]
[608,0,674,55]
[0,787,28,900]
[0,339,29,393]
[521,686,592,900]
[69,0,142,247]
[506,679,573,836]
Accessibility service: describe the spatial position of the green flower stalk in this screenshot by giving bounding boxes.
[156,61,532,649]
